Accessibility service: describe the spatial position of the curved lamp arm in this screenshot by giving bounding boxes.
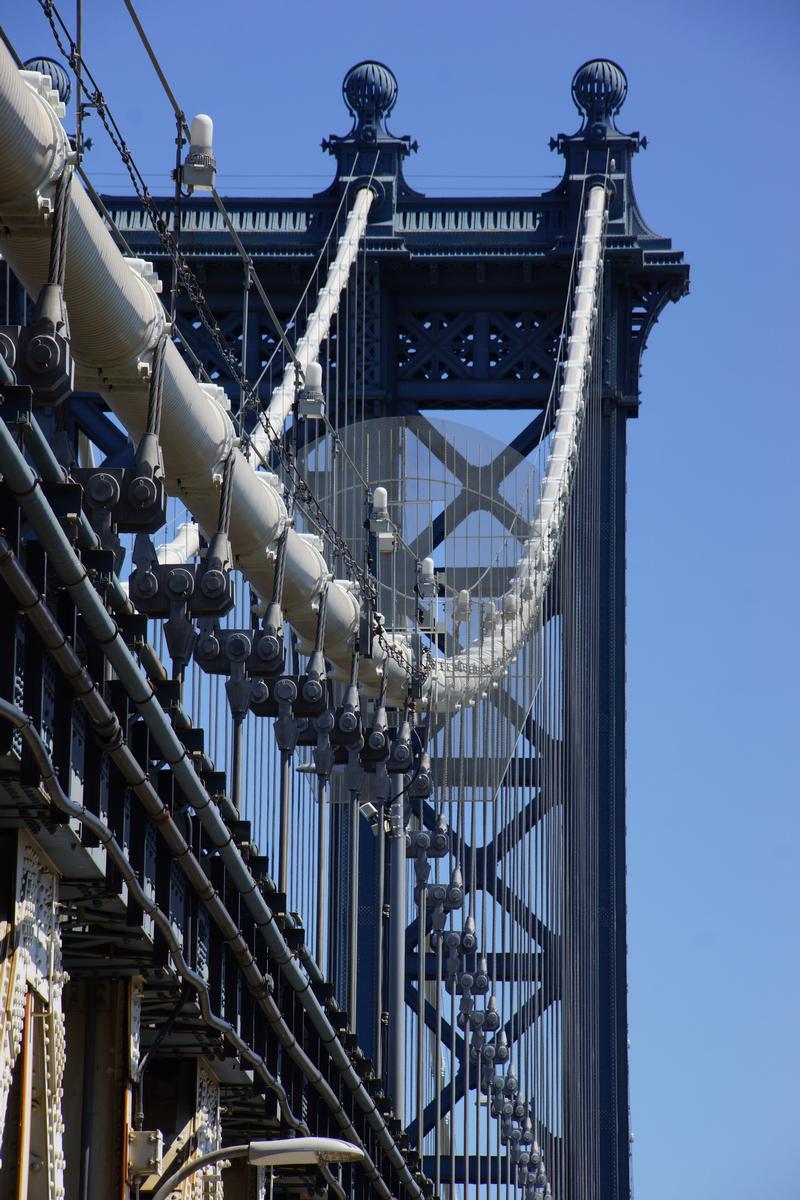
[151,1137,365,1200]
[152,1146,247,1200]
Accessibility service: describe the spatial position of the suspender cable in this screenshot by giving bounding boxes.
[47,163,72,290]
[0,420,426,1200]
[0,41,609,708]
[0,698,353,1200]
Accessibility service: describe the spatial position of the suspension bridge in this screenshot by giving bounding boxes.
[0,10,688,1199]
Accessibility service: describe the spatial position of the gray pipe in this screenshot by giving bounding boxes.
[0,694,347,1200]
[0,419,424,1200]
[20,410,67,484]
[15,406,112,559]
[9,407,130,612]
[0,533,403,1200]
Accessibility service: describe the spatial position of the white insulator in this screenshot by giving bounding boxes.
[296,359,325,419]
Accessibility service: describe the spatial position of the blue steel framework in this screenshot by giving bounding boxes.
[0,50,687,1200]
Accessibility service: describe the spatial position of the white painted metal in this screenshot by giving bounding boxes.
[0,834,66,1194]
[422,184,608,705]
[156,521,201,565]
[193,1061,223,1200]
[257,185,374,445]
[0,49,362,683]
[0,48,604,707]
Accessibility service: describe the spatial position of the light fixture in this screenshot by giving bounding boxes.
[181,113,216,191]
[151,1136,365,1200]
[418,556,437,597]
[296,360,326,419]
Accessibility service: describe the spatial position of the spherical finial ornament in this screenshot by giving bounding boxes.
[343,61,398,125]
[571,59,627,122]
[24,57,71,105]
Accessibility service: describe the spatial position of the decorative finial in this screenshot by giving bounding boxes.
[24,56,72,105]
[324,60,415,183]
[571,59,627,126]
[342,61,398,142]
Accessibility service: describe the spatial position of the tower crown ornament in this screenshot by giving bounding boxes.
[343,60,398,139]
[571,59,628,128]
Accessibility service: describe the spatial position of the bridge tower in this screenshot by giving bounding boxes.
[0,39,687,1200]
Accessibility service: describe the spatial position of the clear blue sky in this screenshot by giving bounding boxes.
[5,1,799,1196]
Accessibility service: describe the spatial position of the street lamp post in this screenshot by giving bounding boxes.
[151,1136,365,1200]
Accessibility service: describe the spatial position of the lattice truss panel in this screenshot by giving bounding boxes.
[0,833,67,1197]
[290,353,602,1194]
[0,38,686,1200]
[396,311,560,382]
[147,1059,222,1199]
[191,1061,224,1200]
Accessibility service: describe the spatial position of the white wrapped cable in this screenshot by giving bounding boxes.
[415,183,608,702]
[0,46,604,708]
[257,186,374,444]
[0,46,362,686]
[157,521,201,565]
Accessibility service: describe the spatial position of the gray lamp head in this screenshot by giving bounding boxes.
[247,1136,366,1167]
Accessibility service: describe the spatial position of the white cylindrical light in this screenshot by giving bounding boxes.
[189,113,213,154]
[372,485,388,518]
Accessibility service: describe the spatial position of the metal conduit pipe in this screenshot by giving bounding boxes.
[18,413,67,485]
[0,540,409,1200]
[0,536,401,1200]
[0,695,349,1200]
[10,403,95,544]
[9,407,132,613]
[259,186,374,441]
[0,533,268,986]
[0,422,426,1200]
